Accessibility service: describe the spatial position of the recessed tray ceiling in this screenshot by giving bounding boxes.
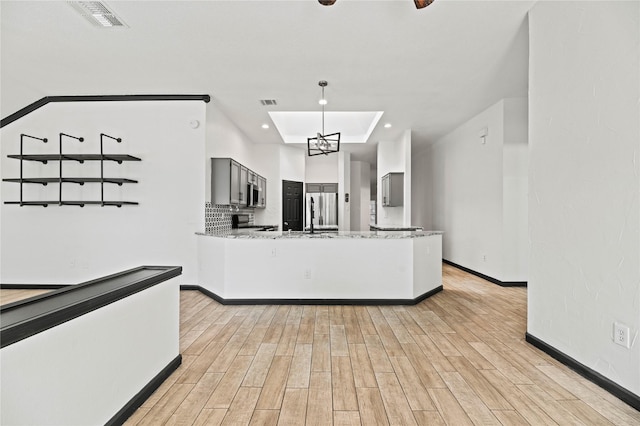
[269,111,383,144]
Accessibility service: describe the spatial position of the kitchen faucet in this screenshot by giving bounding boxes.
[310,196,315,234]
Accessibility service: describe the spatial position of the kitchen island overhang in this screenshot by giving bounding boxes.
[196,231,443,304]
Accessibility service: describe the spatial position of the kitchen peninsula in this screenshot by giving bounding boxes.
[196,230,442,304]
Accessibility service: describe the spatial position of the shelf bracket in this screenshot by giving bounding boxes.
[19,134,48,206]
[100,133,122,206]
[59,133,84,206]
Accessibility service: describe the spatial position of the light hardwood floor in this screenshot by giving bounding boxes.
[8,264,639,425]
[123,264,640,425]
[0,288,50,306]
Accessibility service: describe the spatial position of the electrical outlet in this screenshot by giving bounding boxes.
[271,248,277,257]
[482,254,487,262]
[304,269,312,279]
[614,322,631,348]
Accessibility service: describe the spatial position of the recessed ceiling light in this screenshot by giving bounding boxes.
[384,123,392,128]
[318,99,328,105]
[261,124,270,129]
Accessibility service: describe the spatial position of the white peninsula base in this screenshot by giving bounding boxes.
[196,232,442,304]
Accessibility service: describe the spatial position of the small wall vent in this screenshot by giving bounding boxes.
[260,100,277,106]
[69,1,127,28]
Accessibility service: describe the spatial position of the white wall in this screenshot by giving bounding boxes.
[528,1,639,396]
[338,151,351,231]
[502,98,529,281]
[251,144,281,227]
[419,98,528,282]
[305,153,338,183]
[377,130,411,226]
[280,145,306,183]
[430,100,504,278]
[402,130,412,226]
[1,101,206,284]
[350,161,371,232]
[206,104,306,227]
[350,161,362,230]
[411,146,433,230]
[205,103,255,203]
[1,276,179,425]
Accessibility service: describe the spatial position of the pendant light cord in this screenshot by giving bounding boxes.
[321,85,325,135]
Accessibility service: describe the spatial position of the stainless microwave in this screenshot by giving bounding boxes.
[248,184,259,207]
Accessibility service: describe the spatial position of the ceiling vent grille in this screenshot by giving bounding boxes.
[69,1,127,27]
[260,100,277,106]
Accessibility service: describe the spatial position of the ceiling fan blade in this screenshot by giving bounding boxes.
[414,0,435,9]
[318,0,337,5]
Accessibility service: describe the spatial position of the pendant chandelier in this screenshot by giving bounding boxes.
[307,80,340,156]
[319,0,435,9]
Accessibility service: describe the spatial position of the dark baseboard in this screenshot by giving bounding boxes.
[1,94,210,128]
[525,332,640,411]
[180,285,226,304]
[180,285,443,306]
[414,286,443,304]
[443,259,527,287]
[0,283,70,289]
[106,354,182,426]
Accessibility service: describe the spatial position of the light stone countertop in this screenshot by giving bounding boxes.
[196,230,443,239]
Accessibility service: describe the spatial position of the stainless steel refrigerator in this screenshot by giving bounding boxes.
[305,192,338,230]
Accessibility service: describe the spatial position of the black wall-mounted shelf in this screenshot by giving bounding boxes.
[3,177,137,185]
[3,133,140,207]
[4,201,138,207]
[7,154,141,164]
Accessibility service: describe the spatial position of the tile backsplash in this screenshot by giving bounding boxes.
[205,202,254,233]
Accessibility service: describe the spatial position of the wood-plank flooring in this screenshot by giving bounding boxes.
[9,264,638,425]
[124,264,640,425]
[0,288,50,306]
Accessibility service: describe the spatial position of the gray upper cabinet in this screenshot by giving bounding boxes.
[306,183,338,193]
[211,158,244,206]
[248,170,257,185]
[381,172,403,207]
[257,175,267,208]
[239,165,248,204]
[211,158,266,208]
[306,183,322,193]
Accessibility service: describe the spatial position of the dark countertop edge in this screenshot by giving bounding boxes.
[0,265,182,348]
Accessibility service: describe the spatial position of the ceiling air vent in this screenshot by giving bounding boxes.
[260,100,277,106]
[69,1,127,28]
